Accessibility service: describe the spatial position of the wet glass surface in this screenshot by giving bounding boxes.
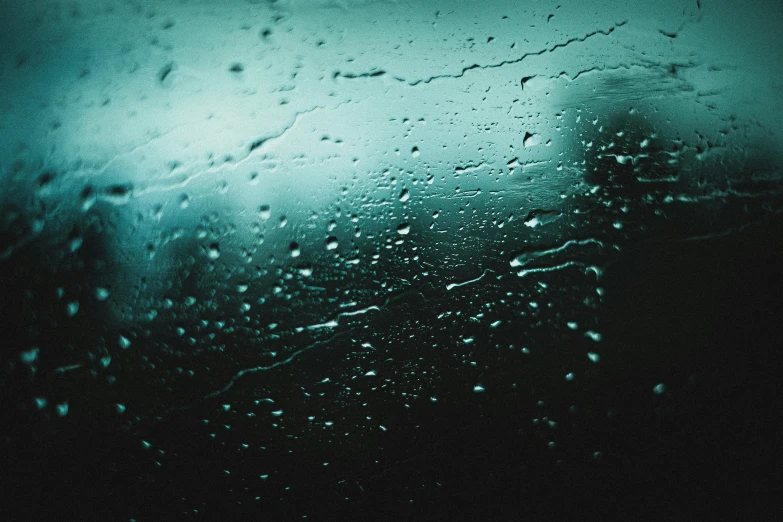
[1,0,781,519]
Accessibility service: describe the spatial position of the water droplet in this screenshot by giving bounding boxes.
[396,223,411,235]
[653,383,666,395]
[326,236,339,250]
[116,403,126,414]
[208,243,221,259]
[565,372,575,381]
[159,62,175,84]
[103,184,133,205]
[411,146,420,158]
[95,287,110,301]
[271,410,283,417]
[56,403,69,417]
[118,334,132,349]
[587,352,601,363]
[289,242,300,258]
[258,205,271,220]
[68,236,83,253]
[399,189,410,203]
[585,330,602,342]
[66,301,79,317]
[20,347,39,365]
[473,385,485,393]
[80,186,96,211]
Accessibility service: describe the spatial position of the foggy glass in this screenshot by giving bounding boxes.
[1,0,781,519]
